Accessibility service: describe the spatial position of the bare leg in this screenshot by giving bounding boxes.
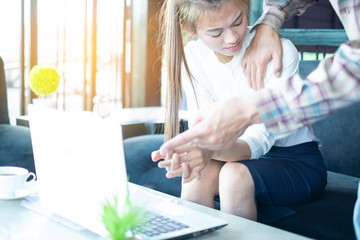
[181,160,224,208]
[219,162,257,221]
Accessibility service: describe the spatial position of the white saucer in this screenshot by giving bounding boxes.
[0,181,38,200]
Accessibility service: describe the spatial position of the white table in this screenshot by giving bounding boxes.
[0,183,310,240]
[10,108,309,239]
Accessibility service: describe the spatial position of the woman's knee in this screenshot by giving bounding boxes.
[219,162,254,192]
[218,163,257,219]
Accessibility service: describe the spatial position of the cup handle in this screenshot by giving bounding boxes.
[27,172,36,182]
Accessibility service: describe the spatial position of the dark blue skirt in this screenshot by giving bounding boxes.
[239,141,327,223]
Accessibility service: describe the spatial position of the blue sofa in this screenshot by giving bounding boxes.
[0,57,35,174]
[124,60,360,240]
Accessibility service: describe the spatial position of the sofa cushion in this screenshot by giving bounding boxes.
[0,124,36,174]
[0,57,10,124]
[312,102,360,178]
[266,171,358,240]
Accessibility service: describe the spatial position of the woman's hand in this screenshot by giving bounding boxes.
[169,146,214,184]
[241,24,283,90]
[152,145,213,184]
[151,150,178,173]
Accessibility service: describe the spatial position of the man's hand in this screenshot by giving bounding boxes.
[242,24,283,90]
[160,96,262,155]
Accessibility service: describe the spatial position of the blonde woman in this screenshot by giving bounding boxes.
[151,0,326,222]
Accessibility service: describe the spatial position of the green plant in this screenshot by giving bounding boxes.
[102,196,144,240]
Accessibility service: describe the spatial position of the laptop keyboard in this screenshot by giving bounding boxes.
[133,210,189,237]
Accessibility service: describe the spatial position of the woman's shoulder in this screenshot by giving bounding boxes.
[280,37,299,70]
[280,37,298,55]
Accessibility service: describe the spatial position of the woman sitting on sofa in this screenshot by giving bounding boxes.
[150,0,327,222]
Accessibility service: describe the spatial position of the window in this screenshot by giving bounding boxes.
[0,0,131,124]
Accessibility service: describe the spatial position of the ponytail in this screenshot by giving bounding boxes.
[160,0,193,141]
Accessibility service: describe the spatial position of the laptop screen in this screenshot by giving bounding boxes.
[28,104,129,236]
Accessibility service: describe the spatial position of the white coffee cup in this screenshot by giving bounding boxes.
[0,166,36,197]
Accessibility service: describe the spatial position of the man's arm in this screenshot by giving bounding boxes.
[160,96,262,154]
[253,0,318,32]
[253,40,360,138]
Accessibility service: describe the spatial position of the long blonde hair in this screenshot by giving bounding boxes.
[158,0,250,141]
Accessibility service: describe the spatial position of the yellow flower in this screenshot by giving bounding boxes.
[29,65,60,96]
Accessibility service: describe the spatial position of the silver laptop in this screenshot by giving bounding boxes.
[28,104,227,240]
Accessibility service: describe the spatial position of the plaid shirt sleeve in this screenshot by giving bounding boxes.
[251,0,318,31]
[253,40,360,138]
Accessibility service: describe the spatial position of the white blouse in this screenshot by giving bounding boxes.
[182,27,317,159]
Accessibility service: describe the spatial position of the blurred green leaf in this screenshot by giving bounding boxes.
[102,196,144,240]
